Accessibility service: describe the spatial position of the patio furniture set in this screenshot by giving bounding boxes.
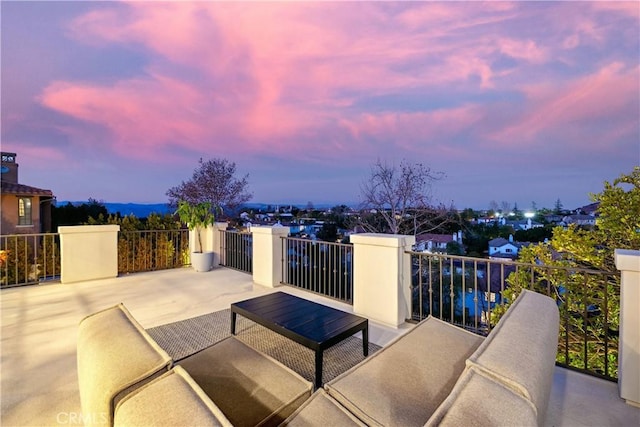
[77,289,559,426]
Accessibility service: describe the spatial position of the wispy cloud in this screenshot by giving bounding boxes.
[489,62,639,146]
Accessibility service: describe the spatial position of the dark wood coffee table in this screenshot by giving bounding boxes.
[230,292,369,388]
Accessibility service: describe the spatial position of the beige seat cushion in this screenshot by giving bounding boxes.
[114,366,232,426]
[466,290,559,424]
[281,389,366,427]
[77,303,172,427]
[178,337,313,427]
[425,366,537,427]
[325,316,484,427]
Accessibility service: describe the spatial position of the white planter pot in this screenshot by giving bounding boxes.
[191,251,214,272]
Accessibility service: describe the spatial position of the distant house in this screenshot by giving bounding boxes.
[475,216,500,225]
[575,202,599,215]
[475,216,543,231]
[505,218,543,231]
[414,231,462,253]
[488,235,529,260]
[544,214,564,224]
[563,214,596,227]
[1,152,54,234]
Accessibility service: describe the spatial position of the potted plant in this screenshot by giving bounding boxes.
[176,201,216,272]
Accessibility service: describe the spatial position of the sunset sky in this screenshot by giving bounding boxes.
[2,1,638,210]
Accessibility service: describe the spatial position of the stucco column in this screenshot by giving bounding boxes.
[350,233,416,327]
[252,225,289,288]
[58,225,120,284]
[615,249,640,407]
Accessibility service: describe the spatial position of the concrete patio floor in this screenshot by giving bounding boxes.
[1,267,638,426]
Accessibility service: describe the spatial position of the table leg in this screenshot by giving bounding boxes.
[315,350,323,389]
[363,326,369,357]
[230,310,237,335]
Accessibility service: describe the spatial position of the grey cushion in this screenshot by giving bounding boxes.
[114,366,232,426]
[178,337,313,427]
[425,366,538,427]
[280,389,366,427]
[325,316,484,427]
[77,304,172,427]
[466,290,559,424]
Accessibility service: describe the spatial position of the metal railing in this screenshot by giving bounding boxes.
[118,230,190,274]
[219,230,252,273]
[409,252,620,381]
[0,233,60,287]
[281,237,353,303]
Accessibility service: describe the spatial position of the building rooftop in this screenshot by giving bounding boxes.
[0,181,53,196]
[1,267,638,426]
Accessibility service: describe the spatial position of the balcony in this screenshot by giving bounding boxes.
[1,225,639,426]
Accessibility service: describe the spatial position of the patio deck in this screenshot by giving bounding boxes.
[1,267,638,426]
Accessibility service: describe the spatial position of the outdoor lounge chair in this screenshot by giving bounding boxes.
[77,304,313,427]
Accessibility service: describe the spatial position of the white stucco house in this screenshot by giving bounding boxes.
[414,231,463,253]
[488,235,529,259]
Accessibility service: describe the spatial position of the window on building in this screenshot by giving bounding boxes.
[18,197,32,225]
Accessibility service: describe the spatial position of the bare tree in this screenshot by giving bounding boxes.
[166,158,252,211]
[358,159,451,235]
[488,200,499,215]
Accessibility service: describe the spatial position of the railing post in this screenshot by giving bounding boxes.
[350,233,415,327]
[211,222,228,268]
[615,249,640,407]
[251,225,289,288]
[58,225,120,284]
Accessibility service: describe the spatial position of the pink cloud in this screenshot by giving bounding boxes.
[489,62,639,146]
[547,1,639,52]
[35,1,637,168]
[68,3,213,62]
[40,75,215,157]
[67,2,516,100]
[592,1,640,18]
[497,38,548,64]
[339,105,484,158]
[13,145,66,165]
[62,2,347,151]
[39,70,319,161]
[397,1,517,32]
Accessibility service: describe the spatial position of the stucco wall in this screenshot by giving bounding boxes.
[1,194,42,235]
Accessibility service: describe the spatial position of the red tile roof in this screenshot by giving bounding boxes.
[415,233,453,244]
[1,182,53,197]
